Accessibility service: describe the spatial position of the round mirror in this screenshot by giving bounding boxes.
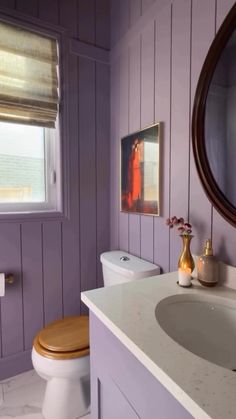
[192,4,236,226]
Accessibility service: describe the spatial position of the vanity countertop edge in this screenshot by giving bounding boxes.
[81,271,236,419]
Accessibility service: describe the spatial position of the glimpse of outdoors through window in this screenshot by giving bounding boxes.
[0,121,45,203]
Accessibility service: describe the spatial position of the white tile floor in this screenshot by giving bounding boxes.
[0,370,90,419]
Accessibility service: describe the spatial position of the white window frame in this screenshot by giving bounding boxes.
[0,11,68,221]
[0,124,62,215]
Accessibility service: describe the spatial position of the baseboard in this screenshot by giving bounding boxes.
[0,350,32,380]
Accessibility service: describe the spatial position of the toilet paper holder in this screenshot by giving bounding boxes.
[6,274,14,284]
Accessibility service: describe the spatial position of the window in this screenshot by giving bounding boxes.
[0,20,61,215]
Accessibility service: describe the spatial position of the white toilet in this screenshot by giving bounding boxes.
[101,250,160,285]
[32,250,160,419]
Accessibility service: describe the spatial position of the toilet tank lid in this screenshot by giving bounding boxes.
[100,251,160,279]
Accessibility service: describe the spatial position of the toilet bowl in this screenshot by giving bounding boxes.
[32,316,90,419]
[32,251,160,419]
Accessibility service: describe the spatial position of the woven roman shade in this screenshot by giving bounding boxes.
[0,21,59,127]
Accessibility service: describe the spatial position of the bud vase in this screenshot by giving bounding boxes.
[178,234,195,273]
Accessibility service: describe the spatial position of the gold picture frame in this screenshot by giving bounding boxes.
[120,123,161,216]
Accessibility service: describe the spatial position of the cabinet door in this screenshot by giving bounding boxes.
[90,313,193,419]
[98,375,139,419]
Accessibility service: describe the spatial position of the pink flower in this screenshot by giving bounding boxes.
[184,222,192,228]
[165,216,193,236]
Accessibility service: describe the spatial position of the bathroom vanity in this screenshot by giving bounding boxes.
[82,269,236,419]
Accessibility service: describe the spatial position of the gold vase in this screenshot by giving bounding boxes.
[178,235,195,273]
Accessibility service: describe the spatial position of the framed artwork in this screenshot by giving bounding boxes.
[120,123,161,216]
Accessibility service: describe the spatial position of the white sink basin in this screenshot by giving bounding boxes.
[156,294,236,370]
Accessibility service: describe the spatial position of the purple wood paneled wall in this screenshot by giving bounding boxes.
[0,0,110,379]
[110,0,236,273]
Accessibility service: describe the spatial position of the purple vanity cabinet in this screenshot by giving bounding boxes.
[89,313,193,419]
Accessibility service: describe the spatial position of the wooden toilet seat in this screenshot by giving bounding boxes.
[33,315,90,360]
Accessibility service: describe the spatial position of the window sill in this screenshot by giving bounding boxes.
[0,209,69,222]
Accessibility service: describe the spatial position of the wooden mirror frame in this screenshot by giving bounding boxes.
[192,4,236,227]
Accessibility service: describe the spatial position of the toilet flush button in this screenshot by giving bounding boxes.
[120,256,130,262]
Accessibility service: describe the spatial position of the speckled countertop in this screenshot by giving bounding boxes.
[81,272,236,419]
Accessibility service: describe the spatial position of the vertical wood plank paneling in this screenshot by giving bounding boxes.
[170,0,191,271]
[38,0,59,24]
[79,58,97,297]
[141,216,154,261]
[96,0,110,49]
[59,0,81,317]
[110,56,120,249]
[111,0,121,46]
[61,221,80,317]
[0,0,111,378]
[119,212,129,251]
[189,0,215,256]
[119,49,129,251]
[21,223,43,349]
[154,4,172,273]
[129,37,141,133]
[141,23,155,128]
[78,0,95,44]
[96,62,110,287]
[15,0,38,16]
[78,0,98,305]
[110,0,236,274]
[216,0,235,28]
[119,51,129,151]
[212,0,236,265]
[0,224,23,356]
[141,0,155,14]
[212,212,236,265]
[120,0,130,38]
[96,0,110,285]
[0,0,15,8]
[130,0,142,25]
[140,22,155,261]
[129,36,141,256]
[43,222,63,324]
[59,0,77,33]
[129,215,141,256]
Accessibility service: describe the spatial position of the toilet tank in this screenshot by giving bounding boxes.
[100,250,160,286]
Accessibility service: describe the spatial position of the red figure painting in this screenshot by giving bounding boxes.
[127,139,142,209]
[121,124,160,215]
